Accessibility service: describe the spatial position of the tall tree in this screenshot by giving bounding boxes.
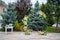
[40,3,55,26]
[47,0,60,31]
[15,0,32,22]
[27,1,47,31]
[2,3,17,26]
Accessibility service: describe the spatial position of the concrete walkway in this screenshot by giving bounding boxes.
[0,32,60,40]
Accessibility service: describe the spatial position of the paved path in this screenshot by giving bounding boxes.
[0,32,60,40]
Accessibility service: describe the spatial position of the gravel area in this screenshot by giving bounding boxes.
[0,32,60,40]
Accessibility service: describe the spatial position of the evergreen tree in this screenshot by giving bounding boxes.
[2,3,17,26]
[27,1,47,31]
[34,1,39,12]
[27,11,47,31]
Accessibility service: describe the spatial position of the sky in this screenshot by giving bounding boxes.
[2,0,47,5]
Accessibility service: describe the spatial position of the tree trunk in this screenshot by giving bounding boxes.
[56,17,59,32]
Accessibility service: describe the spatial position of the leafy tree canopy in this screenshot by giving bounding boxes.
[15,0,32,21]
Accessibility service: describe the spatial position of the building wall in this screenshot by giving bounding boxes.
[0,5,5,14]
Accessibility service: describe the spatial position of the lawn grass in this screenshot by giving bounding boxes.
[45,26,60,33]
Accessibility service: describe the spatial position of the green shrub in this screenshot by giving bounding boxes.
[14,21,23,31]
[14,21,19,31]
[45,26,60,33]
[23,26,30,35]
[38,31,46,35]
[46,17,55,26]
[24,30,30,35]
[46,26,55,32]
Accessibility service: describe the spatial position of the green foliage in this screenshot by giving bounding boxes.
[41,0,60,32]
[41,3,54,14]
[47,0,60,17]
[19,20,24,26]
[14,21,24,31]
[40,3,55,26]
[38,31,46,35]
[27,11,47,31]
[40,12,46,19]
[47,0,60,31]
[1,3,17,27]
[34,1,39,12]
[46,26,55,33]
[14,21,20,31]
[45,26,60,33]
[47,0,60,6]
[59,19,60,22]
[23,26,30,35]
[27,1,47,31]
[46,16,55,26]
[24,30,30,35]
